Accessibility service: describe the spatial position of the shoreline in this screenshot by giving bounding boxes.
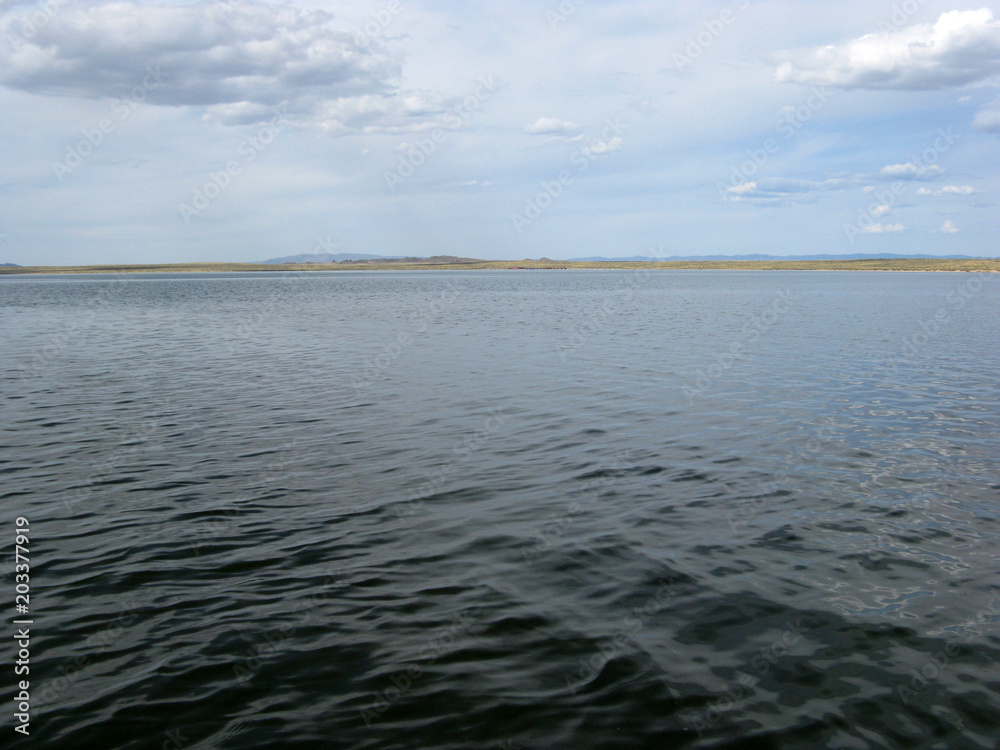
[1,258,998,275]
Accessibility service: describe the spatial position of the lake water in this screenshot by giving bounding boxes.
[2,270,999,749]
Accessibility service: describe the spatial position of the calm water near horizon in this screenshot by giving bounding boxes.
[2,270,999,749]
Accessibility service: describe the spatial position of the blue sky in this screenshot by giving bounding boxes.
[1,0,998,264]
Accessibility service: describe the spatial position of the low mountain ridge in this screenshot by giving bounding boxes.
[262,253,485,264]
[262,253,405,263]
[568,253,983,262]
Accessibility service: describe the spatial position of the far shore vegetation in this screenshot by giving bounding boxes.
[2,257,998,275]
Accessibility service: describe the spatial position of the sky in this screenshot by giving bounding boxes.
[0,0,998,264]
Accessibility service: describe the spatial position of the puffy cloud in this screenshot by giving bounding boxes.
[722,181,756,201]
[310,90,465,135]
[862,222,905,234]
[775,9,1000,90]
[872,204,891,216]
[940,219,960,233]
[0,1,456,131]
[880,162,945,179]
[524,117,582,136]
[916,185,976,196]
[585,135,622,154]
[972,106,1000,132]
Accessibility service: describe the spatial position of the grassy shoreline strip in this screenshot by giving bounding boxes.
[1,258,998,275]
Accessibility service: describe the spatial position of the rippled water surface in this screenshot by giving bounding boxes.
[2,270,999,749]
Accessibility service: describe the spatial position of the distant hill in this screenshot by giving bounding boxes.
[567,253,983,262]
[262,253,407,263]
[0,262,19,267]
[262,253,485,264]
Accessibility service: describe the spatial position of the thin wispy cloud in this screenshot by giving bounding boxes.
[972,103,1000,132]
[724,176,859,205]
[524,117,582,137]
[916,185,977,196]
[880,163,946,180]
[862,222,906,234]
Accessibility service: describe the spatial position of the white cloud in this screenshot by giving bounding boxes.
[585,135,623,154]
[940,219,960,233]
[862,223,906,234]
[872,204,891,216]
[0,1,450,131]
[721,176,857,205]
[916,185,977,196]
[880,163,945,179]
[723,181,757,201]
[524,117,582,136]
[972,106,1000,132]
[311,90,463,135]
[775,9,1000,90]
[766,177,854,193]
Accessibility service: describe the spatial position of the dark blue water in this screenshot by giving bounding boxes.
[2,270,999,749]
